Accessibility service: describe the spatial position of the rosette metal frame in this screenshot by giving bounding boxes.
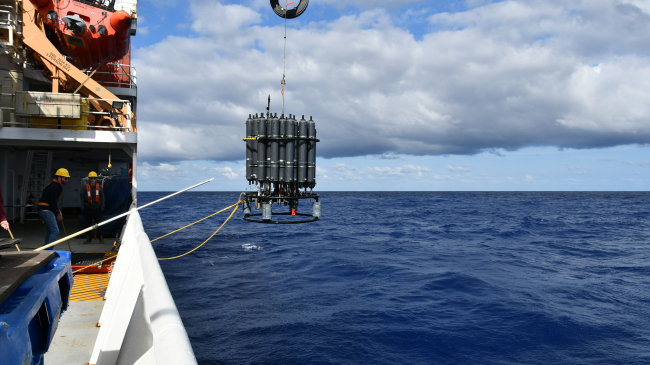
[242,112,321,224]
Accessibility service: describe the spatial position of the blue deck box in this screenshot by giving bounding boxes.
[0,251,73,365]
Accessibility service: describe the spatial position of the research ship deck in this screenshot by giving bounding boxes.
[6,219,113,364]
[0,0,199,362]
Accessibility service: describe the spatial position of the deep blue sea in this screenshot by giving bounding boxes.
[138,192,650,365]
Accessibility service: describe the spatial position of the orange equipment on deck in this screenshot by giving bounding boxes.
[29,0,132,70]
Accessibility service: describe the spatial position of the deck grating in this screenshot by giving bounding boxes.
[70,273,109,302]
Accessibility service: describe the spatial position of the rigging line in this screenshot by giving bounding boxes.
[72,199,243,271]
[72,255,116,274]
[60,220,73,252]
[7,227,19,251]
[150,202,240,242]
[35,179,214,251]
[158,200,241,261]
[281,1,290,116]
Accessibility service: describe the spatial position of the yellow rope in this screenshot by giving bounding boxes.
[7,227,19,251]
[151,202,240,242]
[158,201,240,261]
[70,199,243,270]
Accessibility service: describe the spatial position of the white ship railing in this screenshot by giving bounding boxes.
[0,5,24,62]
[90,207,197,365]
[0,95,132,131]
[0,5,20,33]
[83,63,137,89]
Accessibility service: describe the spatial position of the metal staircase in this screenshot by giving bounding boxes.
[20,151,53,223]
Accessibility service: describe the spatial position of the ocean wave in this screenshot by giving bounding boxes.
[140,191,650,364]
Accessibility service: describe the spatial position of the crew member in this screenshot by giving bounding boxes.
[37,168,69,245]
[0,187,8,231]
[81,171,105,244]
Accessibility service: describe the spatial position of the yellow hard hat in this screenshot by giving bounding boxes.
[88,171,98,178]
[55,168,70,177]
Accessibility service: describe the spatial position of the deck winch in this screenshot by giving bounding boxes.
[242,111,320,224]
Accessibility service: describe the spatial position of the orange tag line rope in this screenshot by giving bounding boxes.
[286,1,294,6]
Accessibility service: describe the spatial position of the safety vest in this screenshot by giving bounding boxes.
[86,182,100,204]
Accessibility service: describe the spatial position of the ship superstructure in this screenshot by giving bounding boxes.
[1,0,138,215]
[0,0,197,363]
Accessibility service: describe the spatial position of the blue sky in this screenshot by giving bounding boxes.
[131,0,650,191]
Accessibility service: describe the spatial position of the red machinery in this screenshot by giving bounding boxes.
[29,0,132,70]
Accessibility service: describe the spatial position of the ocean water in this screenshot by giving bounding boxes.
[138,192,650,365]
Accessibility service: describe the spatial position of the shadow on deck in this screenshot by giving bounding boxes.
[1,218,116,253]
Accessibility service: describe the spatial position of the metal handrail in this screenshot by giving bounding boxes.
[84,63,137,88]
[85,97,132,102]
[0,93,134,131]
[0,6,19,30]
[1,121,130,130]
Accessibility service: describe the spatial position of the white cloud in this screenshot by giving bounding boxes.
[316,165,329,180]
[359,164,431,178]
[136,15,150,35]
[191,164,239,180]
[563,162,587,174]
[133,0,650,164]
[316,0,422,8]
[327,163,431,180]
[330,163,362,180]
[191,1,261,36]
[377,153,403,160]
[139,162,190,181]
[447,164,470,172]
[623,160,650,166]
